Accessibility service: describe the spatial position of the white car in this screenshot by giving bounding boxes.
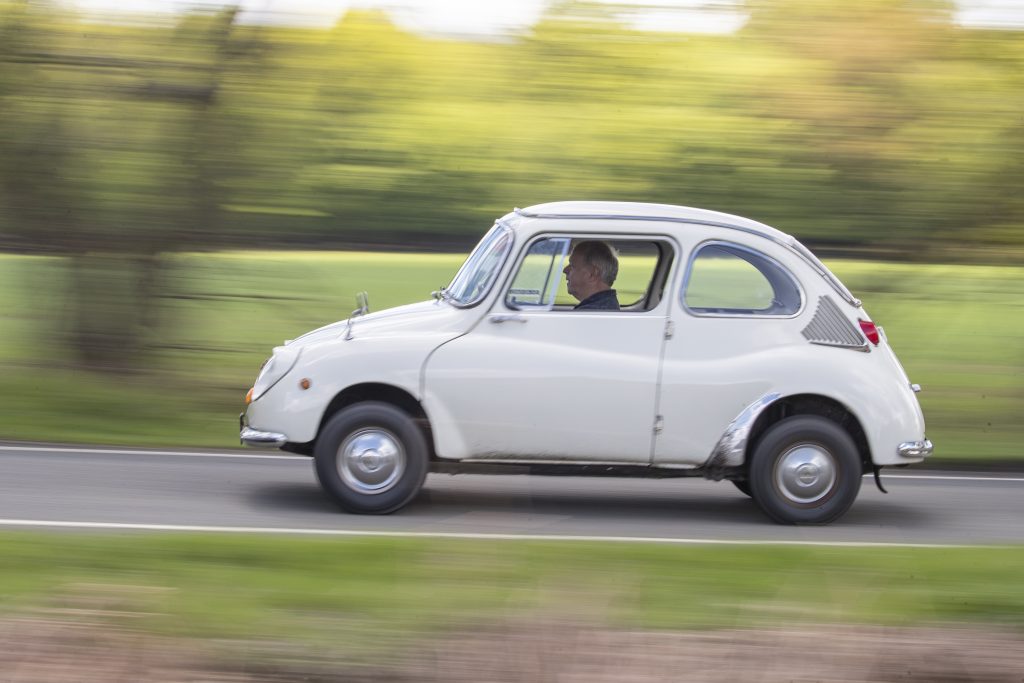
[241,201,931,524]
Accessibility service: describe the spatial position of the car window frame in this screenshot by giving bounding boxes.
[445,222,515,308]
[680,239,805,319]
[499,232,677,314]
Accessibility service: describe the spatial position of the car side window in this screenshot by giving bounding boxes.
[506,237,671,312]
[683,242,801,316]
[506,237,571,308]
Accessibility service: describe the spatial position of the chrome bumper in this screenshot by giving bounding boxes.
[897,439,933,458]
[240,424,288,448]
[239,411,288,448]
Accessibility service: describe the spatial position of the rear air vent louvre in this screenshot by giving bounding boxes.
[802,296,867,350]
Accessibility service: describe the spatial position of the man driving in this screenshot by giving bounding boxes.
[563,240,621,311]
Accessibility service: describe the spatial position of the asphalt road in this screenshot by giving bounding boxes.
[2,444,1023,546]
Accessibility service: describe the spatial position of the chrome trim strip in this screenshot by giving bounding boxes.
[897,439,933,458]
[240,426,288,448]
[449,459,700,470]
[707,392,782,468]
[809,340,870,352]
[458,458,643,466]
[514,208,861,308]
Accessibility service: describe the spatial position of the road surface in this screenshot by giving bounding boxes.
[2,444,1022,546]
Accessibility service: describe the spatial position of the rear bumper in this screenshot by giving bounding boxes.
[897,439,933,459]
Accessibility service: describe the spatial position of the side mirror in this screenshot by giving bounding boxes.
[344,291,370,340]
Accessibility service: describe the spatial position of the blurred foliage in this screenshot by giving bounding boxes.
[0,0,1021,427]
[2,0,1022,256]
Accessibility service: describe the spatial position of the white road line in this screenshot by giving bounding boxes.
[0,445,304,460]
[871,474,1024,483]
[0,518,995,548]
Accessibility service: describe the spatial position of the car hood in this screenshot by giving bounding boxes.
[285,300,472,348]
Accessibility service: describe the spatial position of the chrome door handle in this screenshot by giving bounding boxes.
[490,314,528,324]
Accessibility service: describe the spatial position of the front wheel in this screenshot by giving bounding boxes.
[748,415,862,525]
[314,402,429,514]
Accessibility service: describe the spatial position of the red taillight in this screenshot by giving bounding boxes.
[859,319,880,346]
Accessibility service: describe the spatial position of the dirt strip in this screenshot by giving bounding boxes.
[2,616,1023,682]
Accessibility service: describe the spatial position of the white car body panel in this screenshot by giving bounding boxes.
[245,300,474,443]
[423,308,667,462]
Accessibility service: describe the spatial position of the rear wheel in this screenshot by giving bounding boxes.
[314,401,429,514]
[748,415,862,525]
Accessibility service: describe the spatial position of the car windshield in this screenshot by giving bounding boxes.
[445,224,513,305]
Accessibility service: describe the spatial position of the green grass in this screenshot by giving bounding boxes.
[1,252,1022,458]
[829,260,1024,460]
[2,533,1023,649]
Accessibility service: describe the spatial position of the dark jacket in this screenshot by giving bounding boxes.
[574,289,620,311]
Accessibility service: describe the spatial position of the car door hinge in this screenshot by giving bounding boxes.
[654,415,664,434]
[664,320,675,339]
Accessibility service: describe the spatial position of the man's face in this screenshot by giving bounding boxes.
[563,250,593,301]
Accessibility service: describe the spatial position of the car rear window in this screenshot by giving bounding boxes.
[683,242,802,316]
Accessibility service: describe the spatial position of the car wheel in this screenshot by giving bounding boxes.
[314,401,429,514]
[731,479,753,498]
[748,415,862,525]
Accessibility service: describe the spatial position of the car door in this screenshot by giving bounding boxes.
[654,239,805,466]
[423,234,674,463]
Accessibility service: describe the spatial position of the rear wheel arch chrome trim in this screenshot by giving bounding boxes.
[707,392,782,469]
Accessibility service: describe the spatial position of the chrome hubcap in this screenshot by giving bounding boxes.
[338,429,405,494]
[775,443,836,504]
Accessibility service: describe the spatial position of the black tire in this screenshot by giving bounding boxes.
[748,415,862,525]
[314,401,429,514]
[731,479,753,498]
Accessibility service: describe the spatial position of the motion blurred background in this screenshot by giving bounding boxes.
[1,0,1022,458]
[2,4,1024,680]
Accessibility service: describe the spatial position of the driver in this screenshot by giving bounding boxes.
[563,240,620,311]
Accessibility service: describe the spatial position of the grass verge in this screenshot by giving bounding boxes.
[2,533,1023,653]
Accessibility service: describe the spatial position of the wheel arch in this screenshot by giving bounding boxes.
[746,394,871,473]
[295,383,436,459]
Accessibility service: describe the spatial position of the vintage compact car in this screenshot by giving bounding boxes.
[240,201,931,524]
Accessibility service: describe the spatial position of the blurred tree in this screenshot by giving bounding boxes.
[738,0,961,251]
[0,2,253,367]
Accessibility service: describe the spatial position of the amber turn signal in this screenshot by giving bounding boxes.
[299,378,312,390]
[245,387,253,404]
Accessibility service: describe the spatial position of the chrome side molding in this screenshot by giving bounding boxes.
[707,392,782,470]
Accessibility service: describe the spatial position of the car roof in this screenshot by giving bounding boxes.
[505,201,861,308]
[511,201,795,245]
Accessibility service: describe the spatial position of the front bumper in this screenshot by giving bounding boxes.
[239,413,288,448]
[897,439,933,458]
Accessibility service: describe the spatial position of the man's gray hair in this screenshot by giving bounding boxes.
[572,240,619,286]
